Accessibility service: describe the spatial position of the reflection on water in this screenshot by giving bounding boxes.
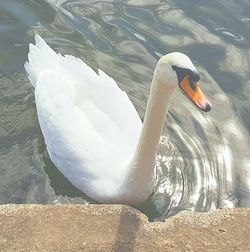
[0,0,250,220]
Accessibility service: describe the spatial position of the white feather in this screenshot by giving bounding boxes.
[25,35,206,204]
[25,35,142,202]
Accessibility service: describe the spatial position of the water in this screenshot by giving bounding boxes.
[0,0,250,221]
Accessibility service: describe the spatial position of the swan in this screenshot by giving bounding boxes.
[24,35,211,205]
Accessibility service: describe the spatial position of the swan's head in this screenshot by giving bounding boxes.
[155,52,211,112]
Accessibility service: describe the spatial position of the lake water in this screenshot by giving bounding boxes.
[0,0,250,221]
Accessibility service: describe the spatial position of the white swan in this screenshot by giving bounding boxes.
[24,35,211,205]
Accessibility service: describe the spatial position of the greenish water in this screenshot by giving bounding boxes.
[0,0,250,220]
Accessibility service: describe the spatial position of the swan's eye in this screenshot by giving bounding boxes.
[172,65,186,84]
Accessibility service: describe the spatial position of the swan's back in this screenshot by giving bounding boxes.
[24,35,142,202]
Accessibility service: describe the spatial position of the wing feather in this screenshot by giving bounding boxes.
[25,35,142,190]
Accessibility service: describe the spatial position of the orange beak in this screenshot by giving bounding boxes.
[179,75,211,112]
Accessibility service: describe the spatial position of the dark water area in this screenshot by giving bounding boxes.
[0,0,250,220]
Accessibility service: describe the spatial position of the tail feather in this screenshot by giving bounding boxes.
[24,61,36,86]
[24,34,61,88]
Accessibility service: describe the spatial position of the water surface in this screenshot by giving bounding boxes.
[0,0,250,220]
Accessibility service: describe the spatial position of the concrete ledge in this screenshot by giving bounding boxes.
[0,204,249,251]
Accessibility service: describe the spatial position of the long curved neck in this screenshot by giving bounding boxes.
[121,70,175,203]
[131,72,175,181]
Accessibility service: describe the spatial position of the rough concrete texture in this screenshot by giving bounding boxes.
[0,205,249,251]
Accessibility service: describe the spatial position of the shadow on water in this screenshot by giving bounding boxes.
[43,154,88,198]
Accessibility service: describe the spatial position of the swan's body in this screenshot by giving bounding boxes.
[25,35,211,205]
